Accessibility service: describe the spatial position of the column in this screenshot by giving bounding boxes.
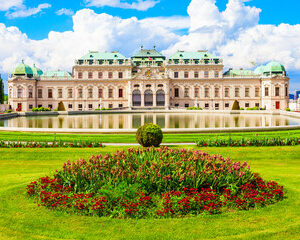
[153,92,157,107]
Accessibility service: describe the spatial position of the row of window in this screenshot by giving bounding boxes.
[173,103,260,109]
[173,86,288,98]
[173,71,219,79]
[20,88,124,99]
[78,71,124,79]
[29,103,122,110]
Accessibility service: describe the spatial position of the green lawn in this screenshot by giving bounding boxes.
[0,129,299,143]
[0,146,299,239]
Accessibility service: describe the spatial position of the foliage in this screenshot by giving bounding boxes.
[286,108,291,111]
[0,140,103,148]
[0,75,4,104]
[27,147,285,219]
[136,123,163,147]
[246,106,259,110]
[32,107,50,112]
[5,109,12,113]
[58,101,66,111]
[196,136,300,147]
[95,108,112,111]
[187,107,203,110]
[232,100,240,110]
[240,107,244,110]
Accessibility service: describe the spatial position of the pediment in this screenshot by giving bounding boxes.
[132,68,167,80]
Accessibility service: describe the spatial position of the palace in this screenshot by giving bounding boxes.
[8,47,289,112]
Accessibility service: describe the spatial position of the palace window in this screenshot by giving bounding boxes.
[265,87,269,97]
[48,89,53,99]
[184,88,189,97]
[174,72,179,78]
[88,72,93,79]
[158,84,163,88]
[88,104,93,109]
[215,71,219,78]
[255,103,260,107]
[109,104,113,108]
[98,88,103,98]
[48,104,53,109]
[78,104,83,109]
[78,89,83,98]
[215,103,219,109]
[58,89,62,98]
[108,72,113,79]
[134,84,139,88]
[68,89,73,98]
[119,104,123,108]
[119,89,123,98]
[275,87,280,97]
[78,72,83,79]
[174,88,179,98]
[185,103,189,108]
[98,72,103,79]
[285,86,288,97]
[194,72,199,78]
[17,89,22,98]
[205,103,209,108]
[225,88,229,97]
[225,103,229,108]
[146,84,151,88]
[205,88,209,98]
[38,89,42,98]
[184,72,189,78]
[245,103,250,108]
[68,104,72,109]
[118,72,123,79]
[215,88,219,98]
[255,87,259,97]
[88,88,93,98]
[28,89,33,98]
[29,104,33,110]
[194,88,199,98]
[245,87,250,97]
[204,71,209,78]
[235,87,240,97]
[108,89,113,98]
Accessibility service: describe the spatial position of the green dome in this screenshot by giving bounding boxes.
[254,65,265,75]
[263,61,286,73]
[13,60,33,77]
[32,64,43,76]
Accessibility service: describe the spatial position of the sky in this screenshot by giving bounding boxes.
[0,0,299,93]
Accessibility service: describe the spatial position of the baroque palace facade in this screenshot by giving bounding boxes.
[8,47,289,112]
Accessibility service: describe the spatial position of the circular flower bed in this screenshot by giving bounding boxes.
[27,147,285,218]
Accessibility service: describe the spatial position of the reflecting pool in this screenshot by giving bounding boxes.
[1,113,300,129]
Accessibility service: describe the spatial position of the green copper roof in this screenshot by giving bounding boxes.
[254,65,265,75]
[169,51,218,60]
[224,69,258,77]
[42,71,72,78]
[263,61,286,73]
[79,51,127,60]
[13,61,33,76]
[132,48,166,60]
[32,64,43,76]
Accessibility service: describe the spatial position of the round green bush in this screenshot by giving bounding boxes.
[136,123,163,147]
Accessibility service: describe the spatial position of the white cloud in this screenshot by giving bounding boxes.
[56,8,74,16]
[5,3,51,19]
[85,0,159,11]
[0,9,182,73]
[0,0,299,89]
[0,0,23,11]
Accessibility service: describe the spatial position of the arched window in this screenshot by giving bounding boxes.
[132,90,141,106]
[144,90,153,106]
[156,90,165,106]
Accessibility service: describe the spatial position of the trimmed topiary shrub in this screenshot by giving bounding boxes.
[58,101,66,111]
[232,100,240,110]
[136,123,163,147]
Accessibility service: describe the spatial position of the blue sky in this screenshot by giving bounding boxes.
[0,0,299,92]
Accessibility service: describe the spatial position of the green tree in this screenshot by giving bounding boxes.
[0,74,4,104]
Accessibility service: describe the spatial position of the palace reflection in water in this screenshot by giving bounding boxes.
[1,113,300,129]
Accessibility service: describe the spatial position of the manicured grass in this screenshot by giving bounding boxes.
[0,146,299,239]
[0,129,299,143]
